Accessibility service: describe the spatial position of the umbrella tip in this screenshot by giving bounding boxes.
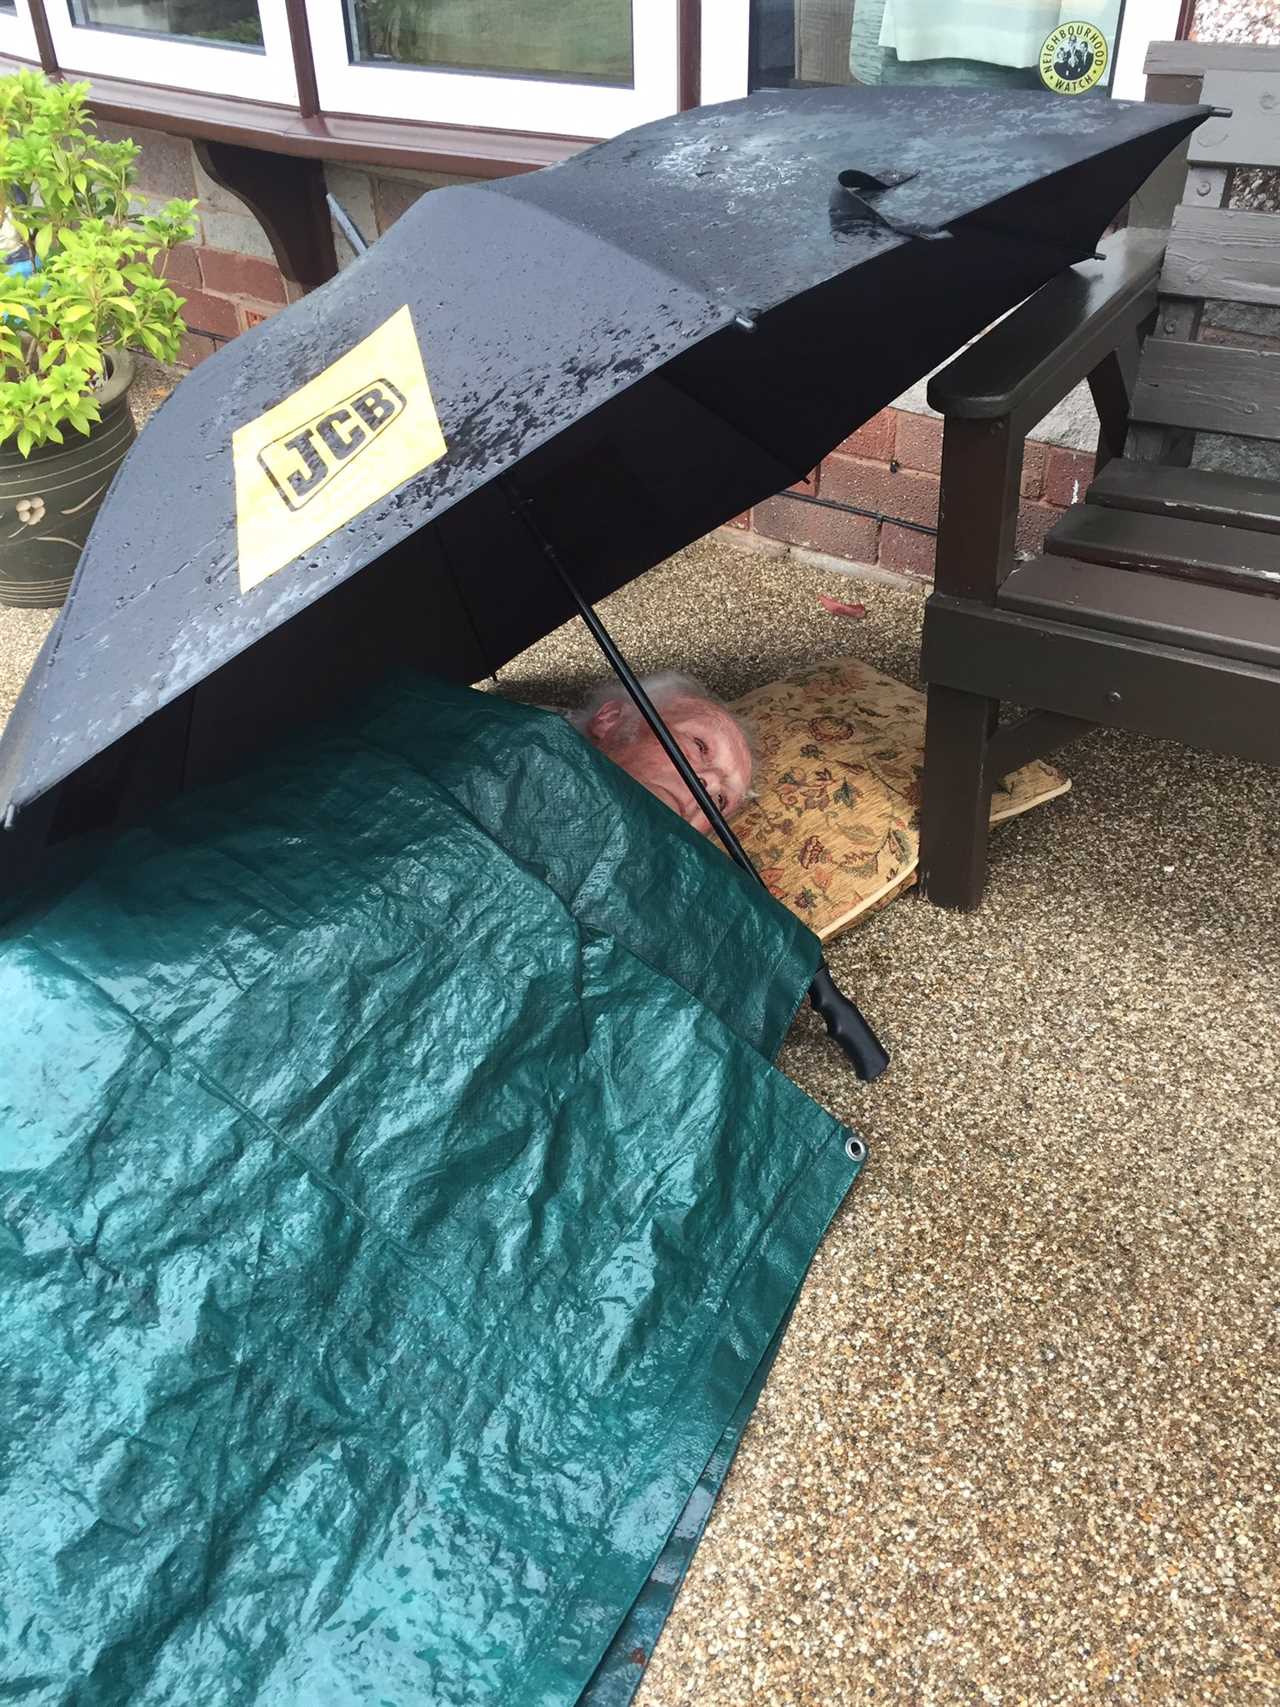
[734,310,759,333]
[2,802,14,832]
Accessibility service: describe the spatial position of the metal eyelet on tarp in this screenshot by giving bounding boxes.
[844,1134,868,1164]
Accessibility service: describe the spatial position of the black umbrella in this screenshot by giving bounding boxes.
[0,86,1206,1071]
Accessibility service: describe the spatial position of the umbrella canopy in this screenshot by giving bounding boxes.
[0,85,1206,873]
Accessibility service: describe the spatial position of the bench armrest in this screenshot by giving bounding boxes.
[926,228,1166,434]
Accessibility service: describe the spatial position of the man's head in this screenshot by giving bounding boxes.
[573,672,753,835]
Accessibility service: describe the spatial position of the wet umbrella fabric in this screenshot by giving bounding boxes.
[0,84,1205,856]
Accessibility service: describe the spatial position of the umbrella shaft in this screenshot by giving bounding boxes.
[505,484,758,879]
[503,481,890,1084]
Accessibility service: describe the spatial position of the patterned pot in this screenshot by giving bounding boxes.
[0,350,137,609]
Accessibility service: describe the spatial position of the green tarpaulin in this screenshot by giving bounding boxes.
[0,676,864,1706]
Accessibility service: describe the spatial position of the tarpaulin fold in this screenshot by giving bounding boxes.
[1,677,863,1706]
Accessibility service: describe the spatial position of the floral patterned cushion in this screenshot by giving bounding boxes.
[728,658,1069,941]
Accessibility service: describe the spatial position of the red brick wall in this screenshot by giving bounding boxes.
[166,243,295,368]
[729,406,1095,582]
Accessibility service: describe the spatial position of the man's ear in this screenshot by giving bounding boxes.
[586,698,625,743]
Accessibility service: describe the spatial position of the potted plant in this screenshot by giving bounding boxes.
[0,69,196,608]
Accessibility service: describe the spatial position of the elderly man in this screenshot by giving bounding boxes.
[565,672,753,835]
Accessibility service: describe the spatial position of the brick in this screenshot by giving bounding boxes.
[375,174,428,233]
[822,453,940,528]
[198,205,276,262]
[1016,500,1060,555]
[1044,446,1096,509]
[99,122,196,200]
[239,300,280,331]
[199,248,286,304]
[1020,439,1048,500]
[753,494,878,564]
[789,466,820,495]
[178,288,240,339]
[725,511,750,529]
[178,330,220,368]
[879,522,937,579]
[161,243,202,290]
[894,410,943,474]
[835,409,895,460]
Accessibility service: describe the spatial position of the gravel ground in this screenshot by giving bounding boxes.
[503,538,1280,1707]
[2,531,1276,1705]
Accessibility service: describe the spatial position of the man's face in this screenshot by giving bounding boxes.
[586,695,752,834]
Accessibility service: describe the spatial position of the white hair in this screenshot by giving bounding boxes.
[566,671,714,735]
[569,671,759,799]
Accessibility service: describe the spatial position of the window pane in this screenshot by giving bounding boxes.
[751,2,1120,97]
[67,1,264,48]
[345,1,634,86]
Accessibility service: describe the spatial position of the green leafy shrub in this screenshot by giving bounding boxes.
[0,69,197,456]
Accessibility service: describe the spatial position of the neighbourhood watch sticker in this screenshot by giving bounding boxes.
[233,304,447,594]
[1039,22,1108,94]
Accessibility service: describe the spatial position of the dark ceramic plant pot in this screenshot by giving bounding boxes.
[0,350,137,609]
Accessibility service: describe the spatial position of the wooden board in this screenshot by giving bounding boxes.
[1145,41,1280,77]
[1131,339,1280,439]
[1190,71,1280,170]
[1088,456,1280,533]
[1000,552,1280,668]
[1161,205,1280,307]
[1045,502,1280,596]
[921,595,1280,768]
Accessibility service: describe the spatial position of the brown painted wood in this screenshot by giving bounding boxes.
[928,230,1165,433]
[1045,504,1280,595]
[1131,338,1280,440]
[195,139,337,291]
[0,53,590,179]
[1089,457,1280,534]
[1145,40,1279,76]
[1000,553,1280,667]
[1191,70,1280,170]
[985,710,1091,781]
[1129,74,1202,234]
[678,0,702,111]
[934,415,1021,601]
[1088,329,1140,469]
[283,0,320,120]
[1161,205,1280,307]
[921,596,1280,767]
[917,682,997,911]
[25,0,58,75]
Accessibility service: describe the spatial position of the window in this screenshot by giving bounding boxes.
[68,2,264,48]
[746,1,1174,99]
[344,0,633,85]
[44,0,298,102]
[309,0,680,136]
[0,0,43,58]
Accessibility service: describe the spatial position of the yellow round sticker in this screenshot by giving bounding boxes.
[1039,22,1108,94]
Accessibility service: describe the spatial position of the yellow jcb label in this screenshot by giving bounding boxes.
[233,304,447,594]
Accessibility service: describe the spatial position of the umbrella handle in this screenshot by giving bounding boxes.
[809,964,890,1083]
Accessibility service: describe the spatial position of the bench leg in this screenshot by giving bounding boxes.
[919,684,998,910]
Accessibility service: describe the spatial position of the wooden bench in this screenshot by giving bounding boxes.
[917,40,1280,909]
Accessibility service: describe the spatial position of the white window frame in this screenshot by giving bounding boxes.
[701,0,750,105]
[44,0,299,104]
[1111,0,1183,100]
[0,0,45,62]
[308,0,679,138]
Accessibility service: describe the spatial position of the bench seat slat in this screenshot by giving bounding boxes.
[999,553,1280,667]
[1088,457,1280,534]
[1045,503,1280,596]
